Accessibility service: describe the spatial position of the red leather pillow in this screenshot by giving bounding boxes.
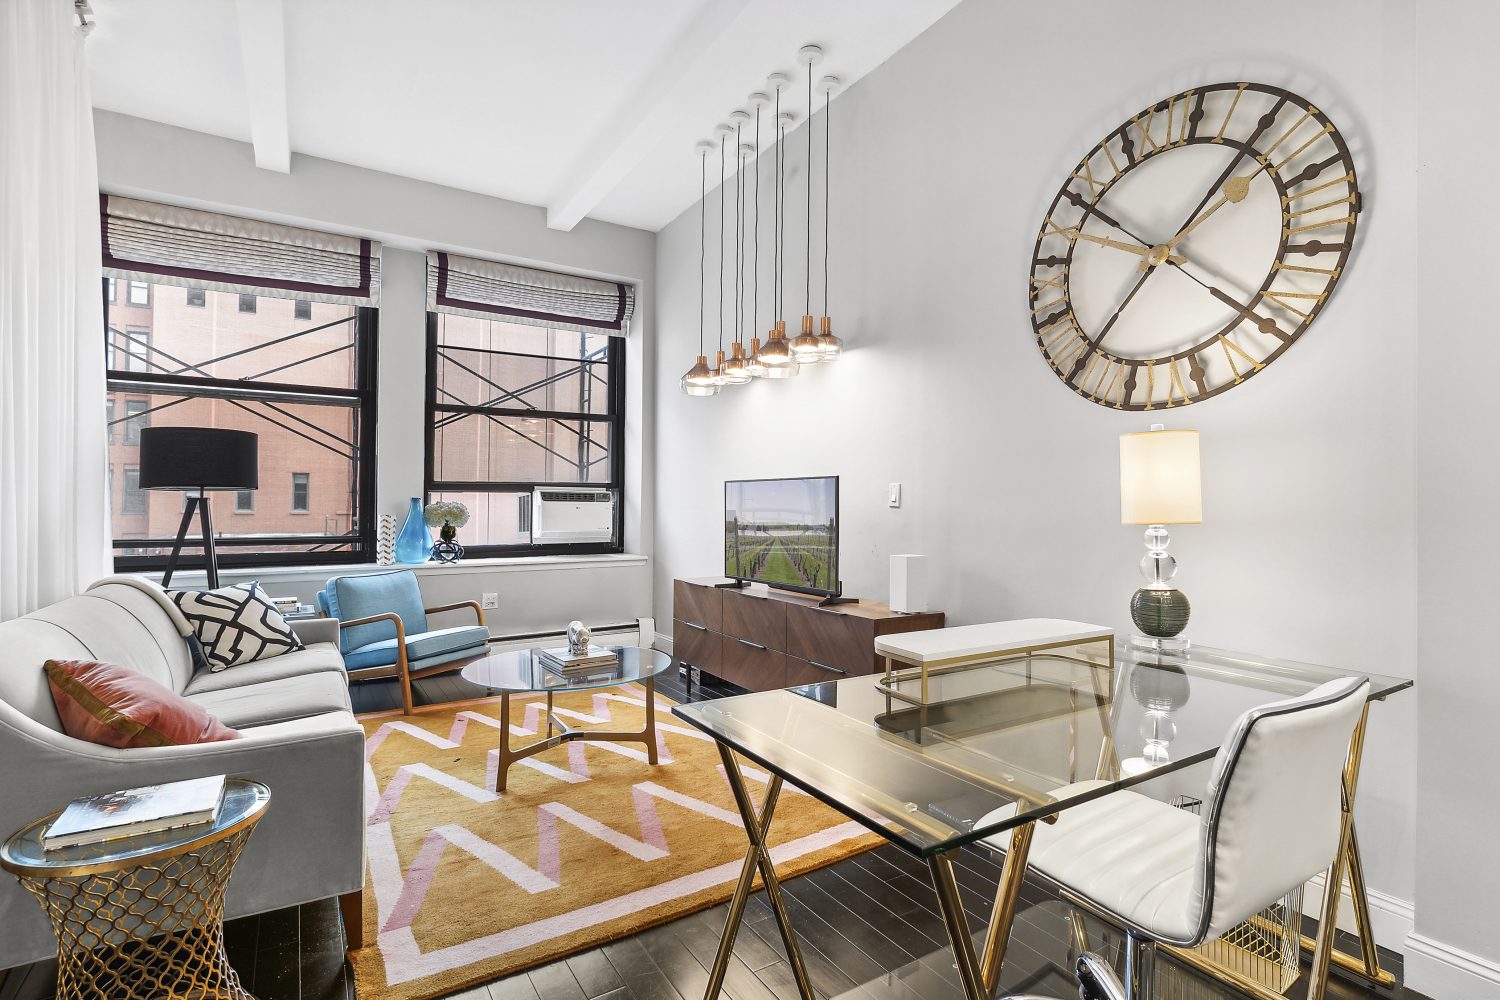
[44,659,242,749]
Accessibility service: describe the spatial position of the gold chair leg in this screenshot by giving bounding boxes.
[705,744,814,1000]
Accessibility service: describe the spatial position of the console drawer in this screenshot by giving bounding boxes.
[722,589,786,648]
[786,603,877,675]
[784,654,851,688]
[674,580,723,632]
[716,635,786,691]
[673,619,720,673]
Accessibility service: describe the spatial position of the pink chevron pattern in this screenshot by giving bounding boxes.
[356,682,878,997]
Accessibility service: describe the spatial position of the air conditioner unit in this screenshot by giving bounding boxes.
[531,487,615,544]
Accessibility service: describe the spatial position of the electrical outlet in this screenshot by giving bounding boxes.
[888,483,902,508]
[481,593,499,609]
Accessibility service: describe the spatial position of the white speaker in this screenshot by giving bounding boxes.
[889,554,928,613]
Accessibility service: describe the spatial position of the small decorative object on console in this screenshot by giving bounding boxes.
[394,497,433,564]
[1120,425,1202,650]
[424,500,470,563]
[377,513,397,565]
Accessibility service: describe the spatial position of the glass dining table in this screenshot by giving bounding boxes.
[672,639,1411,1000]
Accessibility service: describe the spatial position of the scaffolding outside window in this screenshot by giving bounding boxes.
[425,313,623,554]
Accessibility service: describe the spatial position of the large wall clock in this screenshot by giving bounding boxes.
[1029,83,1360,409]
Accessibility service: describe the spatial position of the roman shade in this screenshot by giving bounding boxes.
[426,250,635,336]
[100,195,380,306]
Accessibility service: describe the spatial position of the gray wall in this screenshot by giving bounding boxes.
[1412,2,1500,995]
[93,109,657,634]
[654,0,1447,978]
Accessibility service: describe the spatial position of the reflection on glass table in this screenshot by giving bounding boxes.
[460,646,673,792]
[672,640,1411,1000]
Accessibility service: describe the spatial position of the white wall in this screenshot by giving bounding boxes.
[655,0,1426,959]
[1410,3,1500,996]
[93,109,657,635]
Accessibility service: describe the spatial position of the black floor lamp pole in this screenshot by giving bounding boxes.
[161,495,219,590]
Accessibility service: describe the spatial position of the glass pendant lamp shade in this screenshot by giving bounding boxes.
[680,375,720,396]
[793,314,823,363]
[762,359,800,378]
[721,344,751,383]
[746,337,769,377]
[818,316,842,361]
[708,350,729,385]
[759,321,793,366]
[684,355,714,385]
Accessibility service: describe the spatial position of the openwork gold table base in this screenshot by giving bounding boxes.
[14,822,259,1000]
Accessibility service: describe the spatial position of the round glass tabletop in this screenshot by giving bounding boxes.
[1,778,270,877]
[460,645,672,694]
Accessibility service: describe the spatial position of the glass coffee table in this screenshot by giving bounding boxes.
[460,646,673,792]
[672,641,1411,1000]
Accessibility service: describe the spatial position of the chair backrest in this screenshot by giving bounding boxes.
[324,570,427,653]
[1189,675,1369,942]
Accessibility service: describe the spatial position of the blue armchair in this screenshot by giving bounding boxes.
[317,570,490,714]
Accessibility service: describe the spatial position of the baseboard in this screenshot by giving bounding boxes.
[1304,873,1414,954]
[1403,932,1500,999]
[653,631,673,655]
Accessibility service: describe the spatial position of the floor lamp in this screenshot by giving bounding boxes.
[138,427,258,589]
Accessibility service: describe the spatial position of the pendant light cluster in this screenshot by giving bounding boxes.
[682,46,840,396]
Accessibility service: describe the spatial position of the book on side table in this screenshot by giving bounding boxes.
[43,774,227,851]
[538,644,619,674]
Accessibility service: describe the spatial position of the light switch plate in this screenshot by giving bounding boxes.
[888,483,901,508]
[481,593,499,609]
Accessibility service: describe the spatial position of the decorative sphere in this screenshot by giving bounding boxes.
[1139,550,1178,584]
[1129,663,1192,711]
[1131,587,1191,637]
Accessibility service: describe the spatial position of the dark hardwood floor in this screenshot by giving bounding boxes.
[1,663,1426,1000]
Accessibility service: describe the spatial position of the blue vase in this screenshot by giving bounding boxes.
[394,498,433,565]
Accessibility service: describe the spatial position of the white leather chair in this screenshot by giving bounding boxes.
[980,675,1369,1000]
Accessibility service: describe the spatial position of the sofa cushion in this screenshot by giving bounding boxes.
[344,625,490,669]
[25,591,190,693]
[186,670,352,729]
[326,571,427,654]
[183,642,346,696]
[170,581,305,671]
[45,659,241,748]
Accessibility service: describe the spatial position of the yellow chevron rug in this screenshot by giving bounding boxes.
[353,683,882,1000]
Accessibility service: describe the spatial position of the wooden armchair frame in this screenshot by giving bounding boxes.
[338,601,489,715]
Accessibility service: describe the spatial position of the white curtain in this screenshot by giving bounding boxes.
[0,0,111,620]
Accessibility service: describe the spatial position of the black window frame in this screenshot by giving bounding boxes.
[106,278,378,573]
[424,311,624,557]
[186,287,206,307]
[294,298,313,320]
[238,293,257,313]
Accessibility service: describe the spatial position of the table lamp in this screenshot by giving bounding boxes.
[138,427,258,589]
[1120,423,1201,651]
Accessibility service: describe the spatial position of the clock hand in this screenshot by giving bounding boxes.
[1047,222,1187,269]
[1165,169,1261,250]
[1063,265,1158,381]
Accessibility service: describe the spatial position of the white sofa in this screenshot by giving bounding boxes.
[0,575,366,968]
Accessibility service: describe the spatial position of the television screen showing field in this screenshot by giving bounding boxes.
[725,477,837,592]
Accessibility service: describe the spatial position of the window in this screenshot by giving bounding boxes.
[106,278,117,303]
[294,299,312,320]
[105,282,376,571]
[425,313,623,555]
[106,399,115,443]
[121,468,147,514]
[128,281,150,306]
[239,293,257,313]
[123,399,148,446]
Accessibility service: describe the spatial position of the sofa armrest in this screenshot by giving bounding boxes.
[289,617,339,647]
[425,600,487,628]
[0,708,368,968]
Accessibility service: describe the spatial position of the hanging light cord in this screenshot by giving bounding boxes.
[823,87,830,318]
[774,86,782,324]
[718,132,726,357]
[805,67,813,318]
[753,104,760,341]
[699,149,706,357]
[734,123,743,350]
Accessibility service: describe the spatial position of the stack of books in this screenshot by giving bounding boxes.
[538,644,619,677]
[44,775,227,851]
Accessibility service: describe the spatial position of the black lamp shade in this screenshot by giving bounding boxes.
[138,427,258,491]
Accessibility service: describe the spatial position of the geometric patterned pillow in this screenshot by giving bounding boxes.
[169,580,305,672]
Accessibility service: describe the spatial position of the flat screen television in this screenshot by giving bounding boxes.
[724,476,851,605]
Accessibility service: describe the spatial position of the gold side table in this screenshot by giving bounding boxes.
[1,778,270,1000]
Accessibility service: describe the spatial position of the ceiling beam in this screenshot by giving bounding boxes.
[235,0,290,173]
[546,0,751,232]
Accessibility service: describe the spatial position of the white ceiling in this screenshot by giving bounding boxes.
[86,0,960,233]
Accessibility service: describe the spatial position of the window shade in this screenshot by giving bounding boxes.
[100,195,380,306]
[426,251,634,336]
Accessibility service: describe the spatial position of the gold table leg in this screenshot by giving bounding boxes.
[928,819,1038,1000]
[491,680,662,793]
[704,743,815,1000]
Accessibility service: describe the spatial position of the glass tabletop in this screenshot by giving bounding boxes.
[460,645,673,694]
[1,778,270,876]
[672,641,1411,858]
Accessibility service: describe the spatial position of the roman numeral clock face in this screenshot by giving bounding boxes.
[1030,83,1360,408]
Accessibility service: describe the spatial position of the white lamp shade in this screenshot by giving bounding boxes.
[1120,430,1202,524]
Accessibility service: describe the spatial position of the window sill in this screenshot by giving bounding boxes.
[157,552,648,586]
